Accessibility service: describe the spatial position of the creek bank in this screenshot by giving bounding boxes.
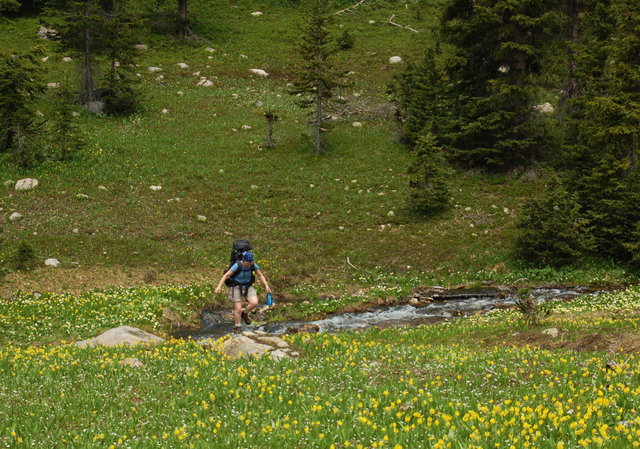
[175,285,602,340]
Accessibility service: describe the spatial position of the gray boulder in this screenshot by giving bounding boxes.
[220,336,272,359]
[85,101,104,115]
[15,178,38,191]
[75,326,165,348]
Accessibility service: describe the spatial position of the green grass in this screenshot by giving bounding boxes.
[1,286,640,448]
[0,0,637,297]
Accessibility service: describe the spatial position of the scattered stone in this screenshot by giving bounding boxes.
[249,68,269,78]
[156,75,164,81]
[76,194,89,199]
[498,65,510,73]
[120,357,144,368]
[254,336,289,348]
[161,108,169,114]
[72,111,80,117]
[240,54,248,59]
[45,258,61,267]
[75,326,165,348]
[389,56,403,64]
[205,47,215,53]
[197,215,207,222]
[98,185,107,191]
[143,270,157,283]
[15,178,39,191]
[368,20,376,24]
[220,336,272,360]
[409,298,419,306]
[9,212,22,222]
[254,100,263,107]
[242,125,252,130]
[197,78,214,87]
[37,26,59,40]
[269,349,290,361]
[73,228,79,234]
[542,328,560,338]
[285,323,320,334]
[46,82,60,89]
[134,44,148,50]
[176,62,189,69]
[147,67,162,72]
[85,101,104,115]
[251,11,263,16]
[534,102,555,114]
[35,110,44,117]
[150,185,162,191]
[387,210,395,216]
[62,56,72,62]
[352,121,362,127]
[177,91,184,96]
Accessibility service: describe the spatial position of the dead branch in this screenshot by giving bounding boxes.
[334,0,368,15]
[386,14,419,33]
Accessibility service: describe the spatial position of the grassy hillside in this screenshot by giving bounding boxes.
[0,0,635,296]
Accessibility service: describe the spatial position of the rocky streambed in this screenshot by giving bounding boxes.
[175,286,602,340]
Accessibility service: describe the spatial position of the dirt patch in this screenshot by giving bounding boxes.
[504,330,640,353]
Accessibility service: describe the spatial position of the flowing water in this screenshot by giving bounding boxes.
[175,286,597,340]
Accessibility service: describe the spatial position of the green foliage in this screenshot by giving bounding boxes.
[407,133,452,215]
[561,0,640,265]
[515,288,552,326]
[514,177,593,267]
[7,240,36,271]
[390,48,448,147]
[0,49,45,167]
[336,28,355,50]
[0,0,21,16]
[51,86,85,160]
[291,0,345,153]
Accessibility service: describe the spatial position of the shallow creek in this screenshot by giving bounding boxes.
[175,287,598,340]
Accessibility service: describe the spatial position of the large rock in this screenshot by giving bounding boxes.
[85,101,104,115]
[44,258,61,267]
[37,26,59,40]
[220,336,272,359]
[15,178,38,191]
[75,326,165,348]
[9,212,22,222]
[389,56,403,64]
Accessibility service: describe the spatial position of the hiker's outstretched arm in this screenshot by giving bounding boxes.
[214,269,234,294]
[256,269,272,293]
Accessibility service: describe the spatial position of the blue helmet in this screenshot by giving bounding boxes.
[243,251,254,262]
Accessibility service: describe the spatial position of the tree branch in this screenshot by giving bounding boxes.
[386,14,419,33]
[334,0,368,15]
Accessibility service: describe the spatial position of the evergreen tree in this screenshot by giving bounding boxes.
[101,0,141,115]
[438,0,556,169]
[562,0,640,263]
[291,0,345,154]
[514,176,593,267]
[0,50,44,167]
[390,48,449,147]
[407,133,452,215]
[51,86,84,161]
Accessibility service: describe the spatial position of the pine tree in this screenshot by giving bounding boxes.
[101,0,141,115]
[563,0,640,263]
[439,0,557,169]
[51,86,84,161]
[407,133,452,215]
[291,0,345,154]
[514,176,593,267]
[0,50,44,167]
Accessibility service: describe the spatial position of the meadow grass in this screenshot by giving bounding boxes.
[1,286,640,448]
[2,0,632,295]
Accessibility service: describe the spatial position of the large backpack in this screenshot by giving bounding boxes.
[224,239,256,287]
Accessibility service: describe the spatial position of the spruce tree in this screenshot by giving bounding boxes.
[0,50,44,167]
[438,0,556,169]
[563,0,640,263]
[291,0,344,154]
[407,133,452,215]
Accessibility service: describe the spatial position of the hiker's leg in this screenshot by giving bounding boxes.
[245,287,258,313]
[228,288,243,327]
[233,301,243,327]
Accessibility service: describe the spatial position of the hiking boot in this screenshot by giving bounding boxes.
[234,326,243,334]
[241,309,252,325]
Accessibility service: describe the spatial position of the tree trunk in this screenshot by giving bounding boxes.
[564,0,581,99]
[177,0,188,36]
[82,4,95,103]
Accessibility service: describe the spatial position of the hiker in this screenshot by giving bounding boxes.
[214,251,272,334]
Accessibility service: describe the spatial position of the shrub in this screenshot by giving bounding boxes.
[336,29,355,50]
[7,241,36,271]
